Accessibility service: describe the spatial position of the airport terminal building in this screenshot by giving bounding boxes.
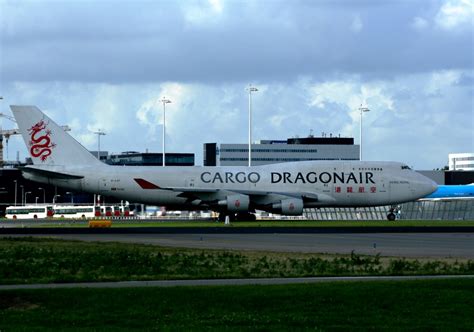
[103,151,194,166]
[204,136,359,166]
[449,153,474,171]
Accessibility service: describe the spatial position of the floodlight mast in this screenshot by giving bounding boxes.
[161,98,172,167]
[93,130,106,160]
[247,85,258,167]
[359,105,371,161]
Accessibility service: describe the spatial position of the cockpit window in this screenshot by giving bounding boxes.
[401,165,412,170]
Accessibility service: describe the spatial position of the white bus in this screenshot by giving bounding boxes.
[53,205,97,219]
[98,205,132,217]
[5,206,54,219]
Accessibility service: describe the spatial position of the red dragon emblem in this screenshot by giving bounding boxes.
[28,119,56,162]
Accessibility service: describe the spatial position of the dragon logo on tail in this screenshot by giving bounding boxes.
[28,119,56,162]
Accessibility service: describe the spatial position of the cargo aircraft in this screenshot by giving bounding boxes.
[11,106,437,221]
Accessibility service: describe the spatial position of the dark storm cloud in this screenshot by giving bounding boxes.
[0,0,472,84]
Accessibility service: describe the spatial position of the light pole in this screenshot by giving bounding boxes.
[20,185,24,205]
[14,180,17,206]
[53,195,60,204]
[247,84,258,167]
[35,197,39,205]
[24,191,31,205]
[38,187,45,204]
[161,97,172,167]
[359,105,371,161]
[93,129,106,160]
[66,192,74,204]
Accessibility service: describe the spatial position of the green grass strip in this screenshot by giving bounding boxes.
[1,237,473,284]
[1,279,473,330]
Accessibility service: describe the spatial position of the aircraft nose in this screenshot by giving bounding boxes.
[419,177,438,197]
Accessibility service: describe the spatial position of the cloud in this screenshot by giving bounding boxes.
[181,0,224,26]
[435,0,474,30]
[1,1,472,169]
[1,1,472,84]
[351,15,363,33]
[3,70,472,169]
[412,16,429,30]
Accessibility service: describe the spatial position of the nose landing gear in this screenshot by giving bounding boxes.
[386,206,400,221]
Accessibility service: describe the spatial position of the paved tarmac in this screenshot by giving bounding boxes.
[1,275,473,290]
[6,232,474,258]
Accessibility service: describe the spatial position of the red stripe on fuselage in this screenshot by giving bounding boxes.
[134,178,160,189]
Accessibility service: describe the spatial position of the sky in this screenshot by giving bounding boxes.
[0,0,473,169]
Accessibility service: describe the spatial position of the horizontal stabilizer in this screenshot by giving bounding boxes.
[20,166,84,179]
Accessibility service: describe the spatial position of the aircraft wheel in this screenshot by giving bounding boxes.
[387,213,396,221]
[235,212,256,221]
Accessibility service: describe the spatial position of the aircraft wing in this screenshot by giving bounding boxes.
[160,186,332,204]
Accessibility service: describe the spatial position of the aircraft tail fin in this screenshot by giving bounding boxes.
[10,105,103,167]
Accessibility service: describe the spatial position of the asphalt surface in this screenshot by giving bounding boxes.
[1,275,473,290]
[5,232,474,258]
[1,225,474,233]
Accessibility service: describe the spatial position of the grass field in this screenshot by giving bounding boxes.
[1,237,473,285]
[1,279,473,330]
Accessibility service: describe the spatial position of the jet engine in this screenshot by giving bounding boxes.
[272,198,304,215]
[218,194,250,212]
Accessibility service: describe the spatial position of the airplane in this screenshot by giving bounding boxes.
[420,184,474,201]
[11,105,437,221]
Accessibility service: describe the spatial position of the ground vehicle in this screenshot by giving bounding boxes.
[101,206,113,217]
[53,205,95,219]
[5,205,54,219]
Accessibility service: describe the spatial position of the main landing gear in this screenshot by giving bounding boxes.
[218,212,256,222]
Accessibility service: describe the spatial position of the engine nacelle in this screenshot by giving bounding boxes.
[218,194,250,212]
[272,198,304,215]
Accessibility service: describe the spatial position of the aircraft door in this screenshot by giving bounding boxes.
[342,163,354,204]
[320,170,333,198]
[186,178,196,188]
[98,177,108,193]
[342,164,369,205]
[378,176,388,201]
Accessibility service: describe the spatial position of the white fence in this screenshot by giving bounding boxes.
[303,200,474,220]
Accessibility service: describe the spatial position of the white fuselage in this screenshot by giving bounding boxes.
[23,160,437,212]
[11,105,437,217]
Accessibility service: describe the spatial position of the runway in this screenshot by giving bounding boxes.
[5,232,474,258]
